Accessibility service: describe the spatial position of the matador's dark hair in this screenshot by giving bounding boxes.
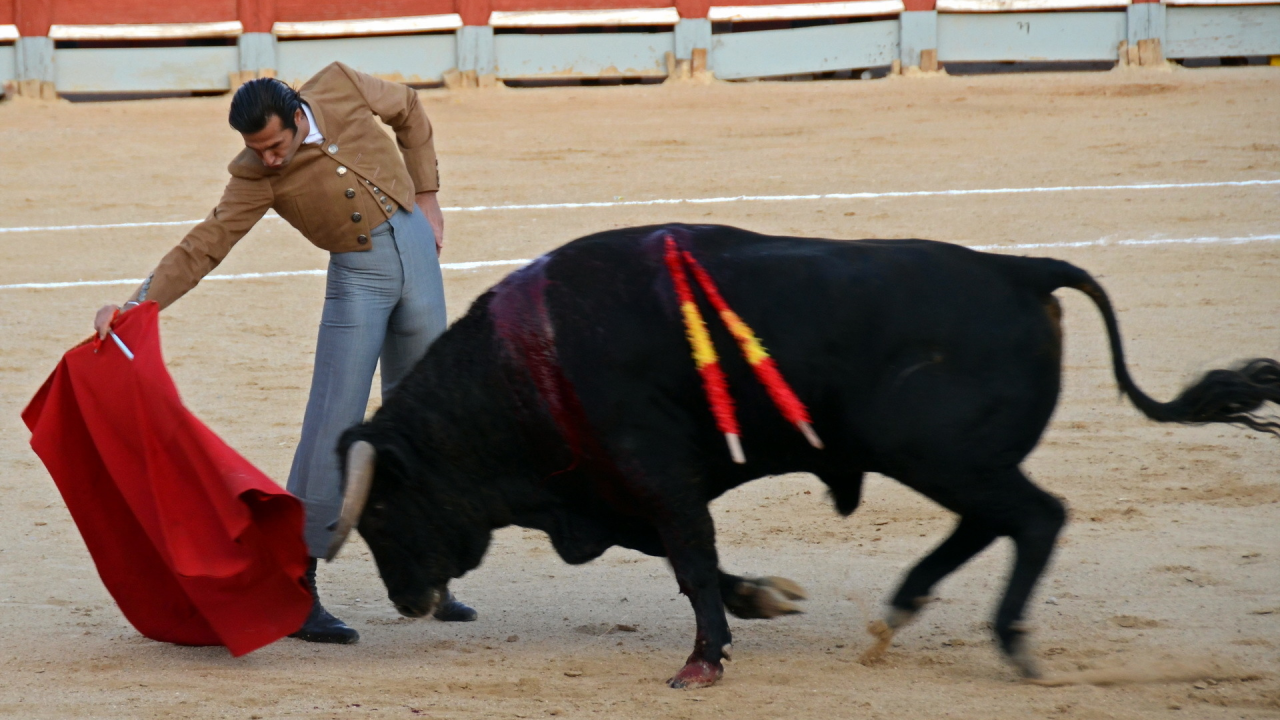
[228,78,301,135]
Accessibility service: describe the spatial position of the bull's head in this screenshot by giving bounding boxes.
[326,430,479,619]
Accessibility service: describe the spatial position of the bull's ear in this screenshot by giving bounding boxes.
[325,440,376,561]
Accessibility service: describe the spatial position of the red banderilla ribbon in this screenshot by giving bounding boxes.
[663,234,823,464]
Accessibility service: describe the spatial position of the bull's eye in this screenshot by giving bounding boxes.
[362,501,388,528]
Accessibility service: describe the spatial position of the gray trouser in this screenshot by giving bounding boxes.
[287,205,447,557]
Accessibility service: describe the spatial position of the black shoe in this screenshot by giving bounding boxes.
[289,558,359,644]
[433,591,478,622]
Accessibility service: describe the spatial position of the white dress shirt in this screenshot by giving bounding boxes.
[301,102,323,145]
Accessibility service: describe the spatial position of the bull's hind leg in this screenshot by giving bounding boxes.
[866,467,1065,679]
[860,516,999,664]
[988,469,1066,679]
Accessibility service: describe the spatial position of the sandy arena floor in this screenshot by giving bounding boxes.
[1,66,1278,719]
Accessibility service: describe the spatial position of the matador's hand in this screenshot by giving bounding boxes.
[415,191,445,257]
[94,304,121,339]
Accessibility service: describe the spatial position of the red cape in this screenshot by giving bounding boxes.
[22,303,311,656]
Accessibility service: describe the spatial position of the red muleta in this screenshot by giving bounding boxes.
[22,303,311,656]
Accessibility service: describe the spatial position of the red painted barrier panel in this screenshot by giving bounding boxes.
[472,0,684,24]
[707,0,892,5]
[275,0,456,22]
[490,0,672,10]
[10,0,925,36]
[15,0,52,36]
[51,0,237,25]
[238,0,274,33]
[458,0,490,25]
[679,0,710,17]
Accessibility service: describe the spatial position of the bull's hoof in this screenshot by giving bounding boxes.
[667,659,723,689]
[858,619,894,665]
[433,592,478,622]
[392,588,443,619]
[1003,626,1042,680]
[724,576,807,619]
[858,607,917,665]
[761,576,807,601]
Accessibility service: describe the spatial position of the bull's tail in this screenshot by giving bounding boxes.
[1013,255,1280,435]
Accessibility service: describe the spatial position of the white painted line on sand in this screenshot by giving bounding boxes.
[2,234,1275,292]
[0,277,151,290]
[968,233,1280,251]
[2,179,1277,235]
[446,179,1280,213]
[0,219,202,234]
[439,259,537,271]
[0,259,536,291]
[0,211,287,235]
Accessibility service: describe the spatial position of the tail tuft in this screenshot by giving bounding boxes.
[1157,358,1280,435]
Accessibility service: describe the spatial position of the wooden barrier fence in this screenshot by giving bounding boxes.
[0,0,1276,94]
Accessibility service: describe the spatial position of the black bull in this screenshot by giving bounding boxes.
[329,224,1280,688]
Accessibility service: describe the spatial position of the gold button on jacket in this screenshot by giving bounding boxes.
[137,61,439,309]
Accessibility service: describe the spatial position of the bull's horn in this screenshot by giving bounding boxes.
[324,440,376,561]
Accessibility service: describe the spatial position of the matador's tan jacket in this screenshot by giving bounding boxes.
[133,62,439,309]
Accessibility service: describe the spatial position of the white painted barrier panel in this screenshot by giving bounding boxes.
[495,32,674,77]
[55,46,239,92]
[711,20,898,79]
[277,34,458,84]
[938,11,1126,61]
[0,24,18,41]
[0,44,14,86]
[1165,5,1280,57]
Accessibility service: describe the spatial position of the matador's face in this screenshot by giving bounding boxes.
[242,108,307,170]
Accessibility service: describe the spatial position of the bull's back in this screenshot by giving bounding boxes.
[541,225,1064,480]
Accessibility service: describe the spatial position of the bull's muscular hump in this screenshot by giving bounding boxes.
[336,224,1280,688]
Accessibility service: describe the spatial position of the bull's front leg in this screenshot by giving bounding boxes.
[658,510,732,689]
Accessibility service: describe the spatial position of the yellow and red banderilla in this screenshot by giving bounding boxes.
[663,234,823,464]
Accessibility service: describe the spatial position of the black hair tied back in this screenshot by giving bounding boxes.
[229,78,302,135]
